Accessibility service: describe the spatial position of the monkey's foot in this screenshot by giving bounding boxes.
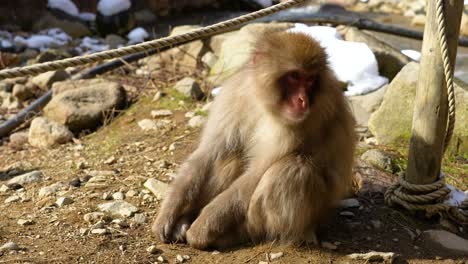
[305,229,319,245]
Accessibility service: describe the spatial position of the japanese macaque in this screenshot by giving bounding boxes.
[152,31,356,249]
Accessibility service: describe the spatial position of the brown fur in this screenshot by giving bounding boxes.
[152,31,356,249]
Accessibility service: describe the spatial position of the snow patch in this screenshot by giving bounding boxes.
[98,0,131,16]
[76,37,109,54]
[289,24,388,96]
[127,27,149,44]
[401,49,421,62]
[1,40,12,48]
[444,184,468,207]
[47,0,79,17]
[13,28,70,51]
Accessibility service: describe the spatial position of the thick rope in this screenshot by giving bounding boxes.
[0,0,306,81]
[385,0,466,225]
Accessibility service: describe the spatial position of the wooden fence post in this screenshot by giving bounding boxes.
[406,0,463,184]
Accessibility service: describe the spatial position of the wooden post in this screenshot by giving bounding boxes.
[406,0,463,185]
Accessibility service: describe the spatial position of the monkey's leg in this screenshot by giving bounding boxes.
[185,170,262,249]
[247,155,328,245]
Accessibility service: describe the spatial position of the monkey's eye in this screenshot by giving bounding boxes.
[287,71,301,83]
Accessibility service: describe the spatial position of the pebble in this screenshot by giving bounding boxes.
[0,184,9,193]
[321,241,338,250]
[112,192,125,200]
[269,252,284,260]
[212,250,221,255]
[102,192,112,200]
[104,156,116,165]
[151,109,173,118]
[340,211,355,217]
[91,228,108,235]
[133,213,146,224]
[56,197,74,207]
[38,182,65,197]
[147,245,160,254]
[126,189,138,197]
[176,254,185,263]
[0,242,20,252]
[157,255,167,262]
[112,219,129,228]
[188,116,206,128]
[371,220,382,229]
[69,178,81,187]
[17,219,35,226]
[83,212,105,224]
[138,119,158,131]
[347,251,395,262]
[259,262,268,264]
[5,195,21,203]
[339,198,360,208]
[98,200,139,217]
[168,143,177,151]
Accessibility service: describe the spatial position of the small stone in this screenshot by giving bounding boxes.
[202,52,217,68]
[185,111,195,118]
[0,185,9,193]
[183,255,190,260]
[212,250,221,255]
[31,70,70,90]
[321,241,337,250]
[365,137,378,145]
[152,91,162,102]
[157,255,167,262]
[176,254,185,263]
[339,198,360,208]
[361,149,398,173]
[144,178,168,200]
[188,115,206,128]
[112,192,125,200]
[102,192,112,200]
[104,156,116,165]
[138,119,158,131]
[126,189,138,197]
[28,117,73,148]
[83,212,105,224]
[56,197,74,207]
[133,213,146,224]
[347,251,395,262]
[5,195,21,204]
[151,109,173,118]
[7,170,43,185]
[168,143,176,151]
[9,131,29,148]
[0,242,20,252]
[269,252,284,260]
[259,262,268,264]
[147,245,160,254]
[98,200,138,217]
[112,219,129,228]
[17,219,35,226]
[174,77,205,100]
[91,228,108,235]
[392,238,399,242]
[340,211,355,217]
[69,178,81,187]
[38,182,65,197]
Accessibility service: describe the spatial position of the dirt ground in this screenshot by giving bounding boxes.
[0,74,467,264]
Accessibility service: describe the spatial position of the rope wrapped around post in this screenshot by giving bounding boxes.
[384,0,467,225]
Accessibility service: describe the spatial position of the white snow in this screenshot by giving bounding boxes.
[1,40,12,48]
[79,12,96,22]
[401,49,421,62]
[445,184,468,207]
[13,29,70,51]
[254,0,273,7]
[288,24,388,96]
[127,27,149,44]
[98,0,131,16]
[77,37,109,54]
[47,0,79,17]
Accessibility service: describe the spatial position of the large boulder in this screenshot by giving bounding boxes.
[369,62,468,155]
[44,79,127,132]
[28,117,73,148]
[169,25,208,70]
[208,23,293,85]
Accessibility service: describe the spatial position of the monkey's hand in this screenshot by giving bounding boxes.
[152,212,176,243]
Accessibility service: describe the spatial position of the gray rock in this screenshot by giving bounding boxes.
[39,182,65,197]
[339,26,411,80]
[91,228,108,235]
[9,131,29,148]
[188,116,206,128]
[105,34,126,49]
[369,62,468,155]
[144,178,168,200]
[339,198,360,208]
[8,170,43,185]
[138,119,158,131]
[28,117,73,148]
[348,85,387,127]
[112,192,125,200]
[169,25,206,69]
[0,242,20,252]
[98,201,138,217]
[269,252,284,260]
[201,52,218,68]
[361,149,398,173]
[174,77,204,100]
[12,83,37,101]
[31,70,70,90]
[133,213,147,224]
[0,185,9,193]
[44,79,127,132]
[83,212,105,224]
[4,195,21,204]
[56,197,74,207]
[51,78,109,96]
[34,12,91,38]
[347,251,395,262]
[146,245,159,254]
[422,229,468,254]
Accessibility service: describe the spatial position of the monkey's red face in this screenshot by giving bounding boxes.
[280,70,316,123]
